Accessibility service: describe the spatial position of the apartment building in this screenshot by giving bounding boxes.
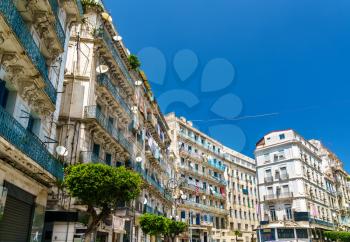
[310,140,350,231]
[0,0,82,240]
[224,148,259,242]
[255,130,339,242]
[165,113,259,242]
[43,2,174,242]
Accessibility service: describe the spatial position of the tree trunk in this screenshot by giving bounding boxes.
[84,206,110,240]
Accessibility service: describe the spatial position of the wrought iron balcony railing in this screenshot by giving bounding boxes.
[0,0,57,103]
[207,159,226,172]
[100,30,134,88]
[97,74,132,117]
[0,106,63,180]
[264,176,273,183]
[184,200,228,215]
[76,0,84,16]
[48,0,66,48]
[84,106,132,155]
[79,151,109,165]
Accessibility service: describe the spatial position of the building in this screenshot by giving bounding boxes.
[224,147,259,242]
[310,140,350,231]
[43,1,174,242]
[0,0,82,241]
[165,113,259,242]
[255,130,339,242]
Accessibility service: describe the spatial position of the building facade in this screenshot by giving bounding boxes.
[0,0,82,241]
[255,130,341,242]
[43,2,175,242]
[165,113,259,242]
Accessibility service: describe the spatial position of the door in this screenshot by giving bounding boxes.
[0,182,35,242]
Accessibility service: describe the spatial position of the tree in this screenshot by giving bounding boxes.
[234,230,242,242]
[128,54,141,70]
[65,163,142,240]
[139,214,187,242]
[324,231,350,242]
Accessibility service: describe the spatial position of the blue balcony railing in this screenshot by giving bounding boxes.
[76,0,84,16]
[48,0,66,48]
[100,30,134,88]
[143,205,154,214]
[0,0,57,104]
[133,164,173,201]
[207,159,226,172]
[97,74,132,118]
[84,106,132,155]
[0,106,63,180]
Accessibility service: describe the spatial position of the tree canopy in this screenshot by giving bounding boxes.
[65,163,142,236]
[140,213,187,242]
[324,231,350,242]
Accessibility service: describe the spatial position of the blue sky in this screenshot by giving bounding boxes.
[105,0,350,170]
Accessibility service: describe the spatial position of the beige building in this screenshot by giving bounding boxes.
[44,2,175,242]
[165,113,258,242]
[0,0,82,241]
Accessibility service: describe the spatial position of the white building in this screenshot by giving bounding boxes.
[165,113,259,242]
[255,130,338,242]
[0,0,82,240]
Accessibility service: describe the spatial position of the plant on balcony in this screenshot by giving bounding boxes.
[65,163,142,240]
[234,230,242,242]
[128,54,141,70]
[324,231,350,242]
[81,0,104,13]
[140,214,187,242]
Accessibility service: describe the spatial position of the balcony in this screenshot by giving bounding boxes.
[62,0,84,21]
[264,176,273,183]
[145,113,167,149]
[97,30,134,95]
[96,74,132,122]
[0,0,57,104]
[84,106,132,157]
[79,151,110,165]
[0,105,63,180]
[48,0,66,48]
[207,159,226,172]
[145,144,167,172]
[179,147,203,162]
[263,192,293,202]
[183,200,228,215]
[133,164,173,202]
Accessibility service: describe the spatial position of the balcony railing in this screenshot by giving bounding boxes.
[48,0,66,48]
[100,30,134,88]
[76,0,84,16]
[210,175,227,185]
[133,165,173,202]
[80,151,109,165]
[97,74,132,117]
[0,106,63,180]
[184,200,228,215]
[84,106,132,155]
[264,176,273,183]
[264,192,293,201]
[207,159,226,172]
[0,0,57,104]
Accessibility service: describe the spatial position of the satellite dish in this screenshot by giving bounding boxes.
[136,156,142,162]
[96,65,109,74]
[56,146,68,157]
[113,35,123,41]
[134,80,142,86]
[126,48,130,55]
[131,106,138,114]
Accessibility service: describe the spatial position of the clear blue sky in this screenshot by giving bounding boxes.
[105,0,350,170]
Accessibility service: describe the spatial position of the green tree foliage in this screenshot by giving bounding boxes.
[128,54,141,70]
[140,214,187,242]
[81,0,104,13]
[234,230,242,242]
[65,163,142,237]
[324,231,350,242]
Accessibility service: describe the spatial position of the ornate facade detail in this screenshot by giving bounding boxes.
[6,65,25,89]
[0,52,19,71]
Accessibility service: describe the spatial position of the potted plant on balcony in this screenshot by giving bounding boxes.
[234,230,242,242]
[81,0,104,13]
[64,163,142,242]
[128,54,141,70]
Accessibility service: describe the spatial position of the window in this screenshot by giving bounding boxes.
[296,229,308,238]
[92,143,100,157]
[105,153,112,165]
[269,206,276,221]
[277,229,295,239]
[285,204,293,220]
[0,80,9,108]
[279,134,285,140]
